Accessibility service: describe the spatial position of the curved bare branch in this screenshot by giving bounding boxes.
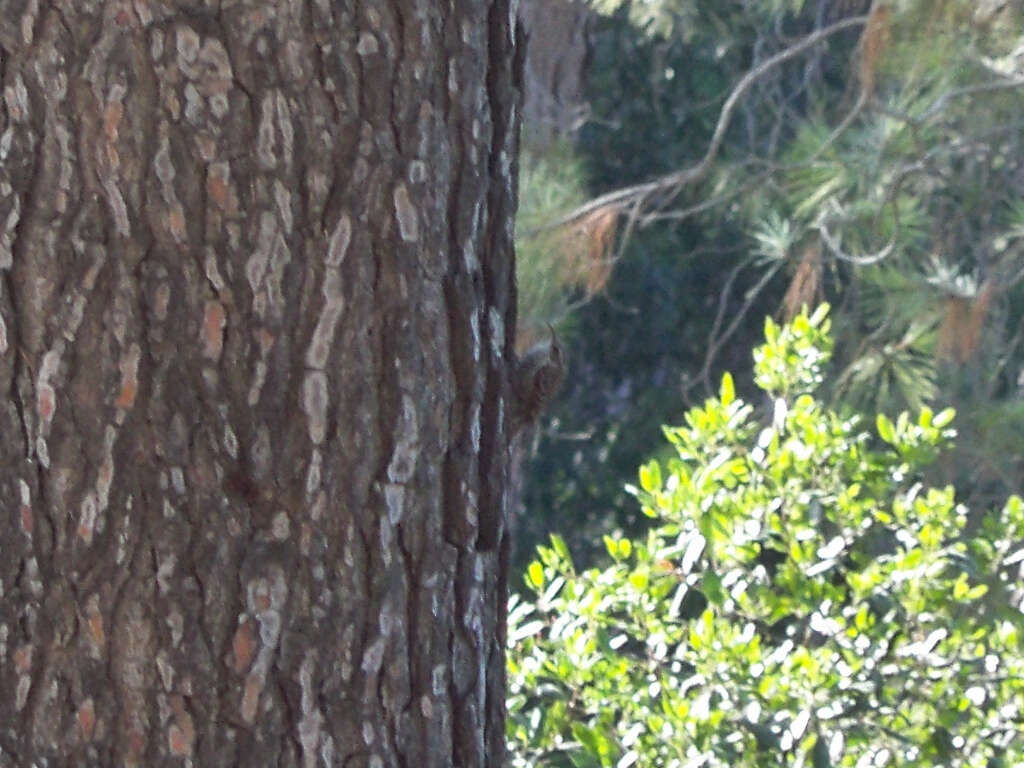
[532,14,871,234]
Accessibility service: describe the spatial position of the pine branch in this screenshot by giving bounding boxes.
[529,14,872,234]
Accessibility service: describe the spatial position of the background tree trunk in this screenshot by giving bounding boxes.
[518,0,591,150]
[0,2,520,765]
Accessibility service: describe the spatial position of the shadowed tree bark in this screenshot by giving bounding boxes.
[0,1,521,765]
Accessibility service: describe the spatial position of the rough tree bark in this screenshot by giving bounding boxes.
[0,1,521,766]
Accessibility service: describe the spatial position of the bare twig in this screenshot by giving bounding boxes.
[687,256,753,399]
[919,76,1024,123]
[637,167,779,226]
[613,197,643,266]
[817,212,897,265]
[684,258,785,401]
[813,153,930,266]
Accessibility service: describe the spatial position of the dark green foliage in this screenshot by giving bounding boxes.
[516,0,1024,571]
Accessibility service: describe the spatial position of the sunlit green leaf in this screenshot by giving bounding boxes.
[877,413,895,444]
[721,371,736,407]
[527,561,545,590]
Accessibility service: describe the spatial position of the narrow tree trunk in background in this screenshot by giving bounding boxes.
[519,0,591,149]
[0,2,520,765]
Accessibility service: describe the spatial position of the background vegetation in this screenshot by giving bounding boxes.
[514,0,1024,568]
[510,1,1024,763]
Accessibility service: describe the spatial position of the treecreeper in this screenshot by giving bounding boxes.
[511,324,565,434]
[476,325,565,552]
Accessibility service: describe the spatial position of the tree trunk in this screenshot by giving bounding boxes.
[519,0,591,150]
[0,2,521,766]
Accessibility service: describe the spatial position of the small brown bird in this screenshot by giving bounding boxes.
[511,324,565,433]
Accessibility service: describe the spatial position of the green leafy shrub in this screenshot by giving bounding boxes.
[507,305,1024,767]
